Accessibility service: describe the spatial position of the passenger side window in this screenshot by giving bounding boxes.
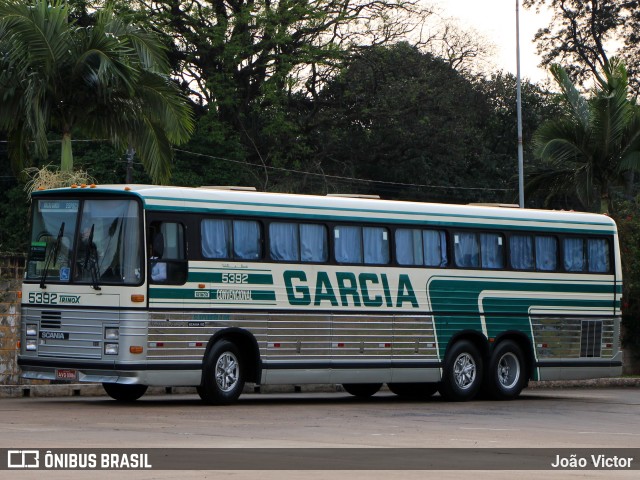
[395,229,448,267]
[269,222,328,263]
[334,225,389,264]
[535,236,558,271]
[587,238,610,273]
[510,235,534,270]
[453,232,479,268]
[480,233,504,269]
[201,219,262,260]
[564,238,585,272]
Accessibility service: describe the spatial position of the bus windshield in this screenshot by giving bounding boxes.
[26,198,142,285]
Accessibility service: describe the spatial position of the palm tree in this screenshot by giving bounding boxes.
[0,0,194,184]
[527,58,640,213]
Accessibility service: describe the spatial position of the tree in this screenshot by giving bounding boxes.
[0,0,194,183]
[527,58,640,213]
[523,0,640,93]
[304,43,509,203]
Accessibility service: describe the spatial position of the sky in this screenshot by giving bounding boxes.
[431,0,553,82]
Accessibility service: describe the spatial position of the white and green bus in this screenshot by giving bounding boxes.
[19,185,623,403]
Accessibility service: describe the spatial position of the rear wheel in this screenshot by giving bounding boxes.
[102,383,148,402]
[342,383,382,398]
[387,383,438,399]
[485,340,526,400]
[438,340,483,401]
[199,340,245,405]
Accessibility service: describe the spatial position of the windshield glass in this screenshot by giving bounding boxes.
[26,198,142,285]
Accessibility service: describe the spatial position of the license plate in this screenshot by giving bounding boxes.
[55,369,77,381]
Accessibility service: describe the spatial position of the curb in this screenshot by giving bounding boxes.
[1,378,638,399]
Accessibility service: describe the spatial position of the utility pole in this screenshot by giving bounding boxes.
[516,0,525,208]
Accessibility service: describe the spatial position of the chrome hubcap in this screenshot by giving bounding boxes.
[215,352,239,392]
[497,352,520,389]
[453,352,477,390]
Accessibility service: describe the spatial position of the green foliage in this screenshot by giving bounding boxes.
[0,0,195,183]
[612,201,640,359]
[0,185,30,254]
[527,59,640,213]
[305,43,555,203]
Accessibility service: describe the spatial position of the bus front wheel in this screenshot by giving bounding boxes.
[438,340,483,401]
[342,383,382,398]
[486,340,526,400]
[199,340,245,405]
[102,383,148,402]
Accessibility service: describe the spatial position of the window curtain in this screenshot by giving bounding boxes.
[363,227,389,264]
[270,223,300,261]
[480,233,504,269]
[395,229,422,265]
[201,219,231,258]
[563,238,585,272]
[510,235,533,270]
[335,226,362,263]
[300,224,328,262]
[535,236,557,271]
[454,232,479,268]
[233,220,261,260]
[588,238,609,273]
[424,230,448,267]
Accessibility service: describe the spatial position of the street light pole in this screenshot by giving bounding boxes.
[516,0,525,208]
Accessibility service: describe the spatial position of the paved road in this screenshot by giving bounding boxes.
[1,387,639,479]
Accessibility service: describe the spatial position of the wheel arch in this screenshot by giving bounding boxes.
[444,330,490,362]
[204,328,262,383]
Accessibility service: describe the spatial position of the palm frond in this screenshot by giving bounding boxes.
[550,64,589,129]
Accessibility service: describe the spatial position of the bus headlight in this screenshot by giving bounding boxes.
[104,327,119,340]
[26,339,37,351]
[26,324,38,336]
[104,343,119,355]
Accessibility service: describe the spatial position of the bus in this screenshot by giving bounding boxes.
[18,184,623,404]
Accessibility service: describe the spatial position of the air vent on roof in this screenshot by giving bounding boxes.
[326,194,381,199]
[197,186,257,191]
[467,203,519,208]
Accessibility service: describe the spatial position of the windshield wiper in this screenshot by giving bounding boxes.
[40,222,65,289]
[83,224,102,291]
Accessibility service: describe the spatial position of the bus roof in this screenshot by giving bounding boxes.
[33,184,617,234]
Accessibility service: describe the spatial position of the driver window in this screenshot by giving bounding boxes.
[149,222,186,284]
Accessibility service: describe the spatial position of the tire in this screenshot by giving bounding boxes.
[387,383,439,399]
[438,340,483,401]
[102,383,148,402]
[199,340,245,405]
[485,340,526,400]
[342,383,382,398]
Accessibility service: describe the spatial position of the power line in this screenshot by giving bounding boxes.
[0,139,513,193]
[175,148,512,193]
